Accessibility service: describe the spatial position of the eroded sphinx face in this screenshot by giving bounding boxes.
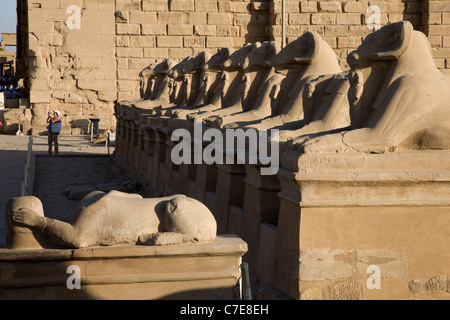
[239,41,280,70]
[203,47,235,71]
[5,196,44,232]
[268,31,321,69]
[140,59,176,78]
[347,21,413,69]
[168,56,194,79]
[181,51,212,75]
[222,43,256,69]
[345,23,414,129]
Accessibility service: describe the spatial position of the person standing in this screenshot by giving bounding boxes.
[47,110,61,155]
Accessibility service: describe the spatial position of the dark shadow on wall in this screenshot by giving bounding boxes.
[159,286,241,300]
[70,119,90,134]
[401,0,426,33]
[0,278,241,300]
[243,1,272,45]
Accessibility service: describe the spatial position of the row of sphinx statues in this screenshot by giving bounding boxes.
[119,20,449,156]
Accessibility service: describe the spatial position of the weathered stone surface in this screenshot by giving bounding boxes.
[408,280,423,294]
[300,287,324,300]
[332,282,363,300]
[300,249,355,281]
[0,236,247,300]
[426,275,448,293]
[356,250,408,279]
[18,0,450,303]
[0,108,32,134]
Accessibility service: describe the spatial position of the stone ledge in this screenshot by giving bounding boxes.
[0,235,247,261]
[277,150,450,206]
[0,235,247,300]
[282,150,450,173]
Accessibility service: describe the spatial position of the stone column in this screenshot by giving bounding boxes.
[153,116,172,196]
[182,122,218,203]
[168,118,192,196]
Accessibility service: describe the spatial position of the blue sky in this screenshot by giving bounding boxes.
[0,0,17,50]
[0,0,16,33]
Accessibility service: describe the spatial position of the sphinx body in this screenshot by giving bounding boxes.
[135,54,206,113]
[221,32,342,131]
[184,41,280,125]
[154,47,234,117]
[139,58,177,101]
[5,191,217,249]
[168,44,257,119]
[274,70,352,145]
[294,21,450,154]
[200,41,280,127]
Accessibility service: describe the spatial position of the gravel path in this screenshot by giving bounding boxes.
[32,156,125,223]
[0,134,145,247]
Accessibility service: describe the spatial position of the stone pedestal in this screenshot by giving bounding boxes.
[136,114,153,188]
[188,162,219,203]
[239,163,281,274]
[276,150,450,300]
[206,163,246,235]
[124,110,138,178]
[0,236,247,300]
[133,119,145,185]
[127,109,143,180]
[114,104,130,167]
[148,117,165,196]
[156,117,172,196]
[168,118,192,196]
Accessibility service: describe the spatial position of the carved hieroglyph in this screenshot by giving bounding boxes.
[5,191,217,249]
[294,21,450,154]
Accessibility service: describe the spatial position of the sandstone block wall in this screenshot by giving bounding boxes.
[268,0,428,69]
[17,0,450,135]
[115,0,271,101]
[22,0,117,135]
[112,0,450,103]
[426,0,450,72]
